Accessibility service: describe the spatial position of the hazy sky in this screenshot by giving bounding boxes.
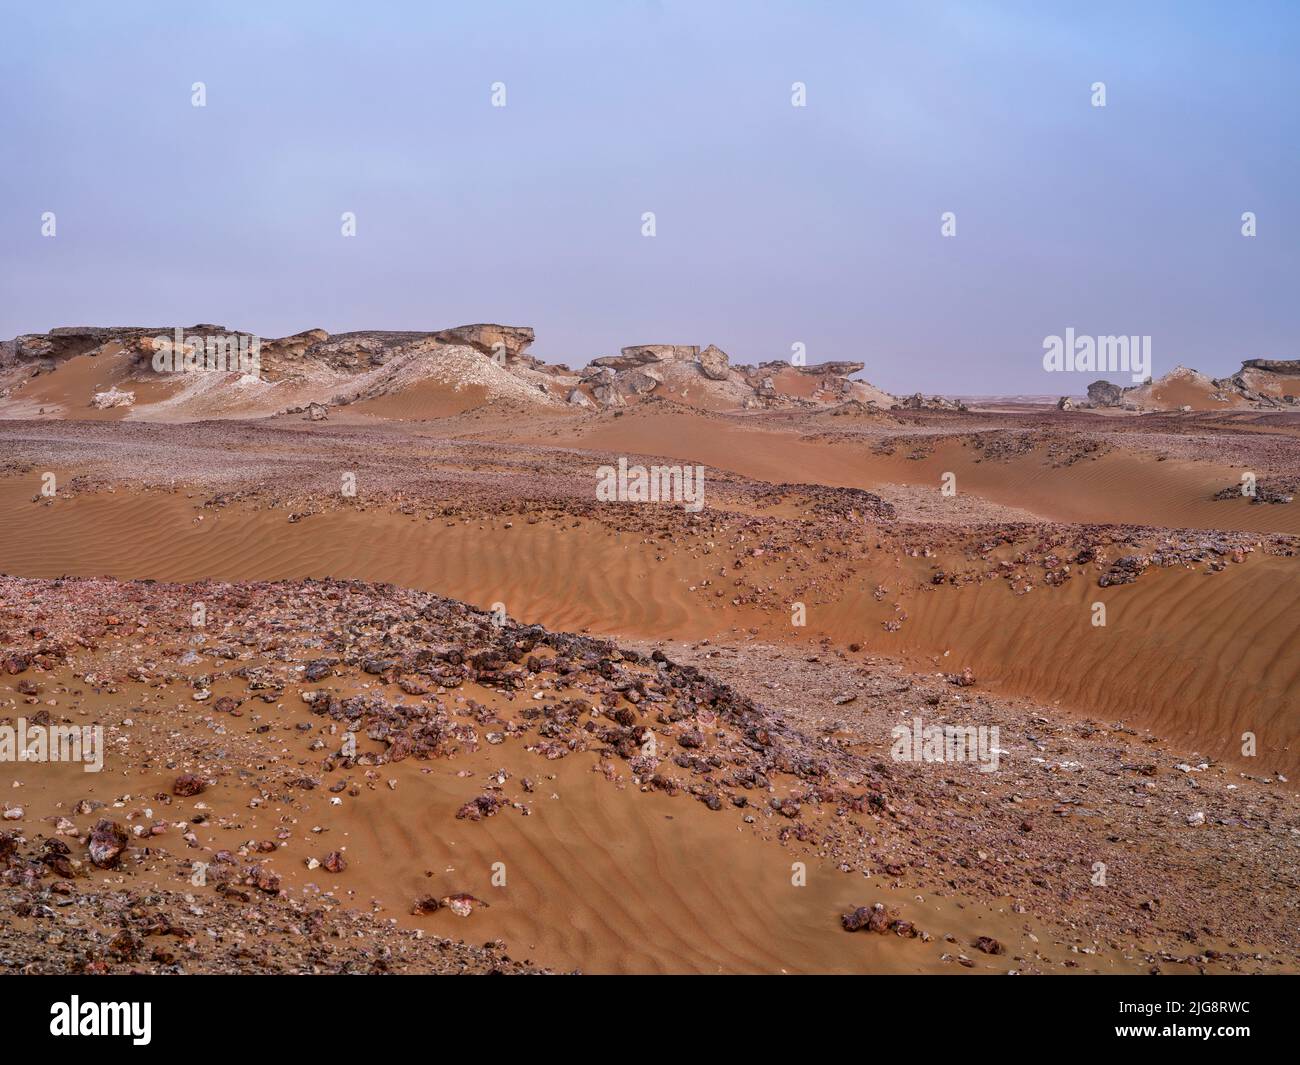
[2,0,1296,393]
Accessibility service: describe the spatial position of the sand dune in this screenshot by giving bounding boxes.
[4,474,1296,774]
[537,409,1300,533]
[350,380,491,420]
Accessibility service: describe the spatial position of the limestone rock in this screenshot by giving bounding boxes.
[591,384,625,408]
[697,345,730,381]
[90,388,134,409]
[432,324,535,361]
[592,345,699,371]
[617,368,662,395]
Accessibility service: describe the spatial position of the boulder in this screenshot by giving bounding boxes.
[1086,380,1125,407]
[591,384,625,408]
[90,388,134,409]
[697,345,730,381]
[617,368,662,396]
[432,324,535,361]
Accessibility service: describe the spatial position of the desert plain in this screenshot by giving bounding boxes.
[0,323,1297,974]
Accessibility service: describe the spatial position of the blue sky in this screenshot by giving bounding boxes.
[1,0,1296,393]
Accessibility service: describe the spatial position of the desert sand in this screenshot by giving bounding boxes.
[1,325,1297,975]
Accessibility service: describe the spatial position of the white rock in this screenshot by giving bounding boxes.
[90,387,135,409]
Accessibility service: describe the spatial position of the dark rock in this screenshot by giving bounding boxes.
[87,818,128,868]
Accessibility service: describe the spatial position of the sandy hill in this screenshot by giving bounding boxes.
[0,324,561,422]
[1125,365,1251,412]
[1074,360,1300,413]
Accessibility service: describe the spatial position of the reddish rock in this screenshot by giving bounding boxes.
[3,653,31,675]
[455,794,503,821]
[172,773,207,797]
[250,864,281,893]
[87,818,128,868]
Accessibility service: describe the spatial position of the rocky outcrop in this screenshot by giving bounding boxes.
[617,368,662,396]
[584,344,735,407]
[698,345,730,381]
[261,331,448,377]
[591,345,699,371]
[3,326,228,370]
[1216,359,1300,408]
[431,324,535,361]
[795,361,864,377]
[1087,380,1125,407]
[1240,359,1300,375]
[591,383,625,408]
[1075,363,1300,413]
[0,325,539,382]
[893,392,967,412]
[2,323,895,417]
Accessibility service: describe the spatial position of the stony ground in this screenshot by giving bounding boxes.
[2,574,1296,973]
[2,408,1299,973]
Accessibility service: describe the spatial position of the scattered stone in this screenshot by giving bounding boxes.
[87,818,128,868]
[172,773,208,797]
[441,893,488,917]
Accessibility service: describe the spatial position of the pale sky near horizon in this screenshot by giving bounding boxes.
[1,0,1296,394]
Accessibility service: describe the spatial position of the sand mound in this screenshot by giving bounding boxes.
[0,347,187,420]
[1125,366,1250,411]
[335,343,555,418]
[1077,360,1300,413]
